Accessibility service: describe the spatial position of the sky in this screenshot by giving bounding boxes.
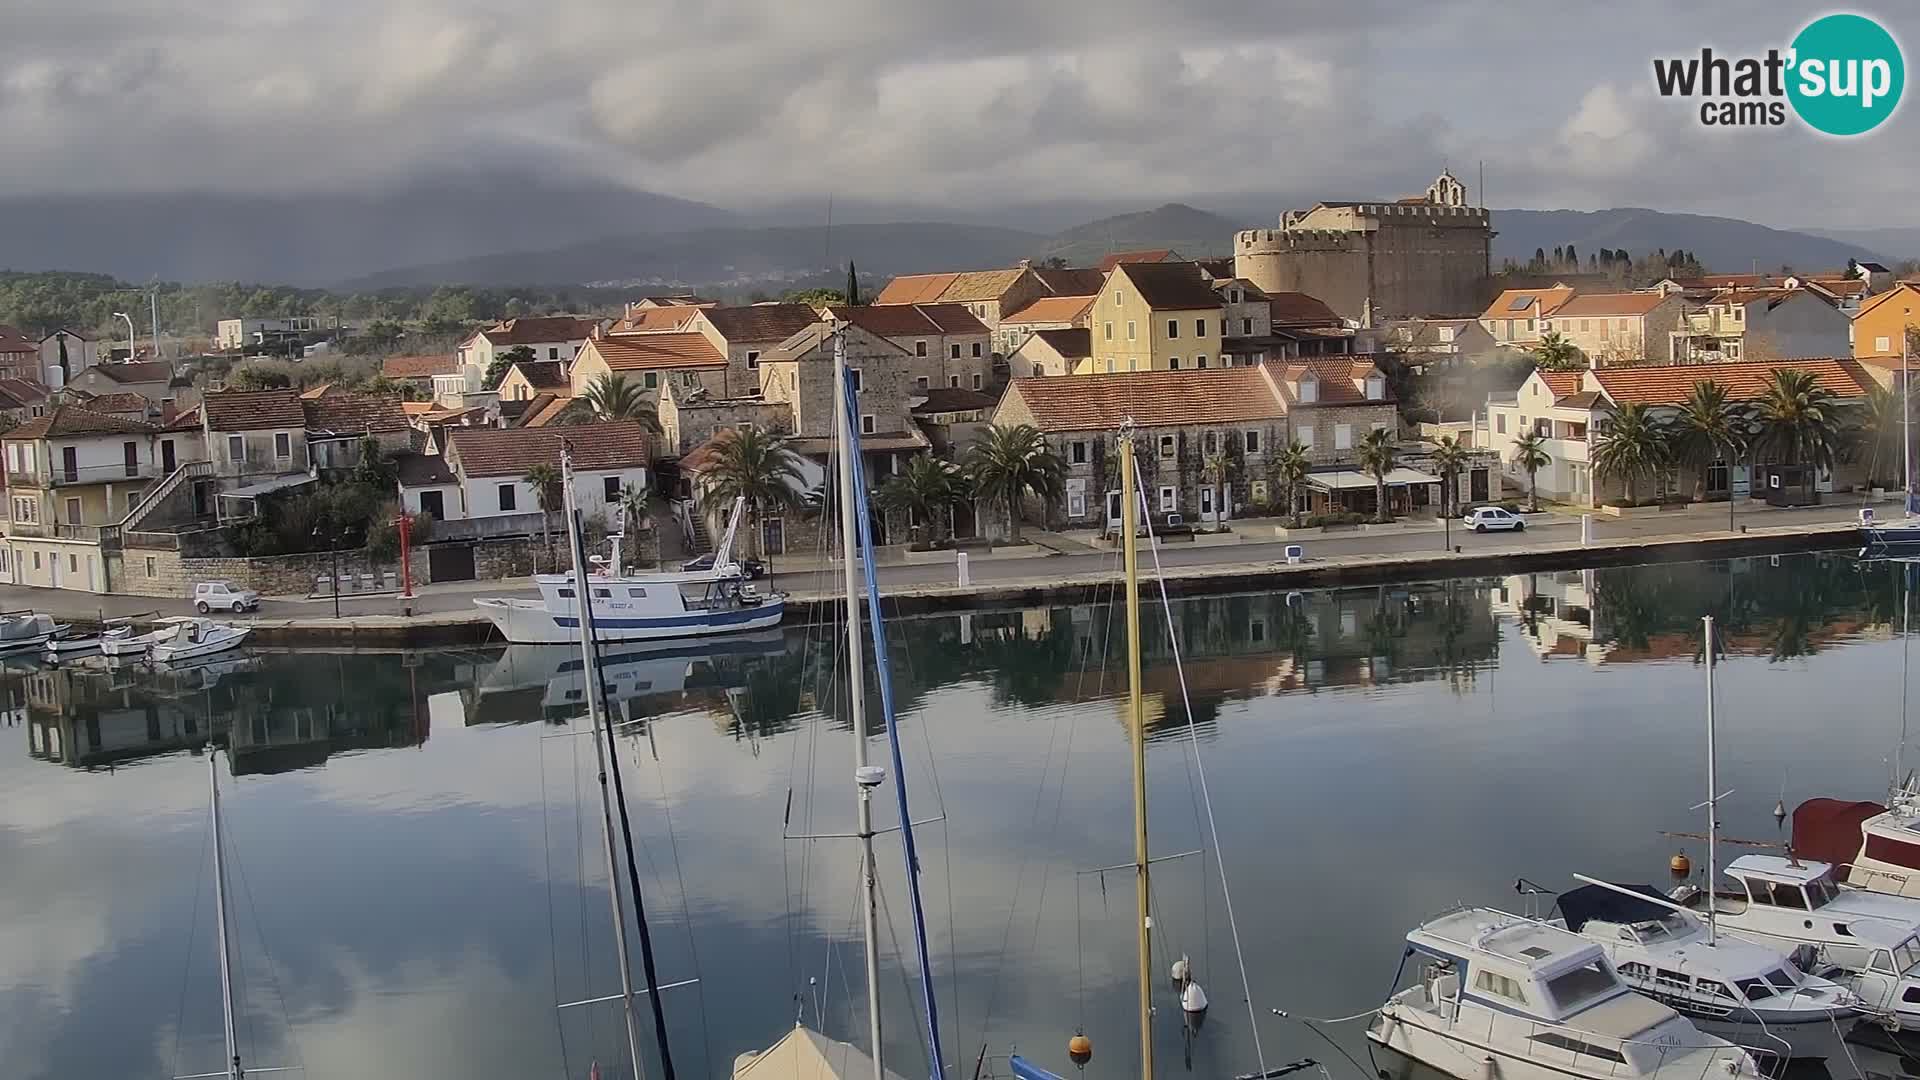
[3,0,1916,228]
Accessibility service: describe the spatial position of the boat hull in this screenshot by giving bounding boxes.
[474,596,785,644]
[152,628,250,664]
[1367,1003,1750,1080]
[1861,524,1920,557]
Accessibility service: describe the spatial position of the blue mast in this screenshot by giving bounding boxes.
[841,368,949,1080]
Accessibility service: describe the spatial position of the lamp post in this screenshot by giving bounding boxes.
[113,312,135,364]
[312,525,342,620]
[394,513,415,615]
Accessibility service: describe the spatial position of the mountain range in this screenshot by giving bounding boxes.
[0,170,1900,290]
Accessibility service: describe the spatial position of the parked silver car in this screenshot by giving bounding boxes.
[193,580,261,613]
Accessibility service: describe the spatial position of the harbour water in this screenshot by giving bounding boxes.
[3,552,1915,1080]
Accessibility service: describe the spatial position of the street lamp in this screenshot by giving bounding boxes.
[312,524,343,619]
[112,312,135,363]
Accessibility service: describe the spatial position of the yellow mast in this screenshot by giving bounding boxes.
[1120,432,1153,1080]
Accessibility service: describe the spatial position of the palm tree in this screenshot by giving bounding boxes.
[1202,449,1232,528]
[1428,434,1469,518]
[1752,368,1847,504]
[878,454,960,544]
[1510,431,1552,511]
[699,427,805,558]
[1669,379,1749,514]
[966,424,1064,544]
[1532,331,1584,372]
[1590,402,1668,506]
[1857,383,1909,491]
[616,483,649,568]
[522,462,563,570]
[1270,439,1312,527]
[581,372,661,432]
[1356,427,1397,523]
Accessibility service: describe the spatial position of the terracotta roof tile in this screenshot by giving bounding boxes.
[1275,359,1389,405]
[874,273,959,306]
[1551,292,1671,318]
[1002,366,1285,432]
[1540,372,1583,398]
[584,333,727,371]
[479,315,602,346]
[163,405,202,432]
[823,303,986,338]
[0,378,47,409]
[1856,283,1920,318]
[1097,249,1179,271]
[83,392,151,413]
[520,396,574,427]
[1591,357,1873,407]
[303,393,412,435]
[510,360,570,389]
[1118,262,1222,311]
[912,387,998,414]
[297,383,336,400]
[1003,296,1095,326]
[614,306,702,333]
[698,303,820,344]
[6,405,158,439]
[874,269,1030,306]
[447,421,650,477]
[204,389,305,430]
[1266,292,1342,327]
[381,353,459,379]
[1480,286,1575,322]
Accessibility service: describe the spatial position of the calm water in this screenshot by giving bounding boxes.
[4,553,1917,1080]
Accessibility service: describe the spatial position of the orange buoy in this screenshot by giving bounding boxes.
[1670,850,1692,877]
[1068,1033,1093,1068]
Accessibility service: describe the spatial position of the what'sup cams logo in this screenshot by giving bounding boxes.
[1653,13,1904,135]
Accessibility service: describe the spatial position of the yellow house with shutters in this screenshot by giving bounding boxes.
[1081,262,1225,375]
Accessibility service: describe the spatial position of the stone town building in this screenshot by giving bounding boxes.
[1234,171,1493,324]
[1084,262,1226,374]
[656,385,791,459]
[1542,292,1684,366]
[1010,329,1092,378]
[608,303,819,395]
[0,326,39,384]
[569,333,738,406]
[874,268,1052,355]
[63,360,196,413]
[999,295,1096,360]
[822,304,993,392]
[496,360,571,403]
[37,329,98,389]
[1479,285,1576,348]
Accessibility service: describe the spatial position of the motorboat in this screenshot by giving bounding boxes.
[148,617,251,664]
[1369,907,1760,1080]
[99,621,171,658]
[43,629,103,658]
[1793,793,1920,902]
[0,612,62,653]
[1673,855,1920,974]
[1552,881,1857,1068]
[474,497,783,645]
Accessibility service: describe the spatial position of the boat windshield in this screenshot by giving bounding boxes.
[1804,879,1838,908]
[1897,937,1920,975]
[1543,960,1620,1013]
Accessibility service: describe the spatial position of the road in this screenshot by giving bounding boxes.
[0,502,1870,625]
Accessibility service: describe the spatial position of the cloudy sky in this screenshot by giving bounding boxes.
[3,0,1915,226]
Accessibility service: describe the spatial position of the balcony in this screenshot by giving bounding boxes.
[14,461,166,488]
[3,521,114,543]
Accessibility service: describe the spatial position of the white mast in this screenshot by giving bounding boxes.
[1703,615,1720,946]
[562,445,649,1080]
[833,325,886,1080]
[209,751,243,1080]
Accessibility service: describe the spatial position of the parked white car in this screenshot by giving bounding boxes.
[1463,506,1526,532]
[193,580,260,613]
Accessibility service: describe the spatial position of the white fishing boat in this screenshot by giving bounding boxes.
[149,617,251,664]
[1368,907,1760,1080]
[43,628,103,657]
[0,612,62,652]
[474,497,783,645]
[1673,855,1920,973]
[99,619,170,657]
[1553,880,1856,1067]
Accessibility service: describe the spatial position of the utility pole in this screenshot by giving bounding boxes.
[150,288,161,362]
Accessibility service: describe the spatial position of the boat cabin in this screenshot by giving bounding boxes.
[1716,855,1842,912]
[1408,908,1632,1023]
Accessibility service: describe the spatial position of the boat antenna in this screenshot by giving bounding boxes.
[1119,419,1153,1080]
[842,365,948,1079]
[560,440,680,1080]
[831,324,888,1080]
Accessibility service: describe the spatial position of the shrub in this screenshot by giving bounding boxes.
[1302,511,1366,528]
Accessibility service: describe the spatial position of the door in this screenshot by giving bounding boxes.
[1199,486,1216,523]
[1105,490,1123,531]
[192,480,211,518]
[161,439,177,473]
[420,490,446,521]
[1470,467,1490,503]
[60,446,77,483]
[761,518,785,556]
[427,542,476,583]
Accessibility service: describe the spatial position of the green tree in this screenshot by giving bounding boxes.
[1356,427,1397,523]
[1428,434,1470,517]
[358,319,404,352]
[1532,331,1585,372]
[1510,431,1552,511]
[615,484,650,569]
[581,372,661,432]
[522,463,564,570]
[227,365,292,391]
[877,454,961,543]
[1857,383,1910,490]
[966,424,1065,544]
[1751,368,1848,504]
[1270,439,1312,527]
[353,435,397,489]
[485,345,536,390]
[1590,402,1669,505]
[1669,379,1748,504]
[782,287,847,307]
[699,428,805,559]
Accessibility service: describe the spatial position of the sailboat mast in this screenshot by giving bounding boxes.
[209,750,243,1080]
[1703,614,1718,946]
[561,447,649,1080]
[1119,434,1153,1080]
[833,326,886,1080]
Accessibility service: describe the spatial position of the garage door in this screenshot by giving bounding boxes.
[427,543,476,583]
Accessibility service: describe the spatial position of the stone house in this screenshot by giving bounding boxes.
[456,315,604,372]
[1009,329,1091,378]
[303,393,416,475]
[1670,287,1850,364]
[1543,291,1684,366]
[496,360,571,403]
[380,353,458,394]
[657,384,791,458]
[693,304,822,388]
[569,332,740,406]
[874,268,1051,353]
[442,422,650,522]
[1376,318,1501,366]
[911,387,996,456]
[0,326,37,384]
[823,304,993,392]
[203,390,311,484]
[993,294,1095,361]
[65,359,199,415]
[1084,262,1226,375]
[1478,285,1575,348]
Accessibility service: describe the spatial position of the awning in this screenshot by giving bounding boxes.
[215,474,317,501]
[1306,467,1441,491]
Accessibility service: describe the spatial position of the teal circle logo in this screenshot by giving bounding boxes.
[1787,13,1904,135]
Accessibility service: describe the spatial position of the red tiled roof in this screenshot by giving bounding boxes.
[1003,296,1095,326]
[6,405,158,439]
[1118,262,1222,311]
[93,360,173,385]
[1097,249,1179,271]
[0,378,47,409]
[874,269,1030,306]
[614,306,702,333]
[297,383,336,400]
[585,333,727,371]
[1591,358,1873,407]
[1551,292,1671,318]
[1480,286,1575,322]
[479,315,602,346]
[700,303,824,344]
[83,391,151,413]
[0,326,36,353]
[1856,283,1920,318]
[204,389,306,431]
[1002,366,1285,432]
[1274,359,1390,405]
[824,303,987,338]
[1266,292,1342,327]
[303,393,412,435]
[381,353,458,379]
[520,396,574,427]
[1540,372,1583,398]
[447,421,650,477]
[874,273,958,305]
[164,405,203,432]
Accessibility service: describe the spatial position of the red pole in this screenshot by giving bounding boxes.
[396,514,414,598]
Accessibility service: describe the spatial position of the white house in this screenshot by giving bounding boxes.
[441,422,649,522]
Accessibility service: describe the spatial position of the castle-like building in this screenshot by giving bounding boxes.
[1234,171,1492,326]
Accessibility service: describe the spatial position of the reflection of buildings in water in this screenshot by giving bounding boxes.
[22,659,218,767]
[1494,571,1605,664]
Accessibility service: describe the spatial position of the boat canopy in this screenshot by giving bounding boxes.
[1556,883,1674,933]
[731,1025,911,1080]
[1793,797,1885,871]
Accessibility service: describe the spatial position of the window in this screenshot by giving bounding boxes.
[1196,319,1206,336]
[592,588,612,598]
[1297,426,1315,448]
[31,552,39,571]
[949,375,961,388]
[1697,980,1732,1002]
[1365,375,1384,399]
[274,432,291,459]
[1159,436,1175,459]
[1298,379,1318,404]
[971,342,982,358]
[1196,355,1208,368]
[1071,441,1087,464]
[1579,319,1590,332]
[1067,484,1086,519]
[1543,961,1620,1012]
[123,441,138,477]
[1106,359,1115,373]
[1878,336,1893,353]
[644,371,658,389]
[917,376,930,390]
[1334,424,1353,450]
[1242,318,1254,335]
[65,498,80,524]
[68,553,77,574]
[849,369,862,391]
[1204,432,1218,454]
[145,556,156,577]
[227,434,244,461]
[125,492,139,514]
[1114,291,1123,306]
[1528,1033,1624,1065]
[1495,414,1508,434]
[746,350,760,369]
[628,588,648,598]
[1159,486,1176,513]
[1707,462,1729,494]
[1167,319,1179,339]
[1245,430,1262,454]
[1473,971,1528,1004]
[1127,321,1136,341]
[1169,357,1180,370]
[604,476,620,501]
[556,588,574,598]
[1864,834,1920,871]
[549,347,560,360]
[972,373,983,390]
[950,343,962,359]
[861,415,876,435]
[498,484,517,511]
[1105,322,1113,341]
[1618,962,1650,979]
[1033,364,1044,377]
[1438,326,1456,342]
[915,340,928,357]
